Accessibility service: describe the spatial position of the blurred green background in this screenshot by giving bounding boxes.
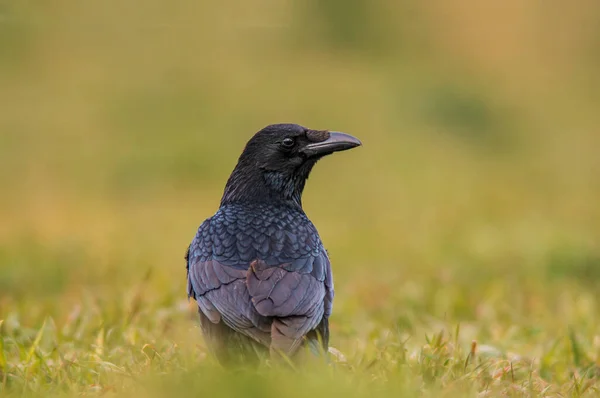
[1,1,599,396]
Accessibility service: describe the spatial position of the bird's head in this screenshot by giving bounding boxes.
[221,123,361,208]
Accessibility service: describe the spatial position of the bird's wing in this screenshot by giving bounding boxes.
[189,258,272,346]
[187,219,272,346]
[246,252,330,354]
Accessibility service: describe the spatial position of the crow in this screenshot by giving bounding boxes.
[185,123,361,365]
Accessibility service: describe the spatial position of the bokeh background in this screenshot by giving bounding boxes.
[1,1,599,396]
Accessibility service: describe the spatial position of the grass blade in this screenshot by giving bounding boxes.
[26,318,47,364]
[0,320,6,372]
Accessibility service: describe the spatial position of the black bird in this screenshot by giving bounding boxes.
[186,124,361,365]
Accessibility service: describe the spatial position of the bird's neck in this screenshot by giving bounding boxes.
[220,164,311,209]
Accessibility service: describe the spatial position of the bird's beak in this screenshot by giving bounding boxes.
[302,132,362,157]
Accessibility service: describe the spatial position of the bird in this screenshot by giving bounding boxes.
[185,123,361,366]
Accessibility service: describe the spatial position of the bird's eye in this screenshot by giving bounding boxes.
[281,137,295,148]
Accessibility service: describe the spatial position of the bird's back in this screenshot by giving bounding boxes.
[186,202,334,363]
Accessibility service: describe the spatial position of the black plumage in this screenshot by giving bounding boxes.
[186,124,361,365]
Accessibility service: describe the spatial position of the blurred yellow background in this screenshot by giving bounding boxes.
[2,0,600,310]
[0,1,599,394]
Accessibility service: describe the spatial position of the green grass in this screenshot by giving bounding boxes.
[1,1,600,397]
[1,263,599,397]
